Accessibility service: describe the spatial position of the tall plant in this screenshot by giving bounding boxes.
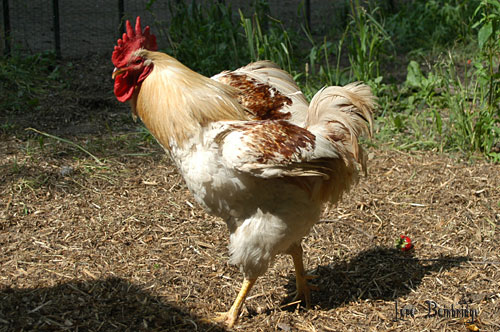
[346,0,392,83]
[463,0,500,159]
[473,0,500,108]
[240,11,294,74]
[147,1,247,75]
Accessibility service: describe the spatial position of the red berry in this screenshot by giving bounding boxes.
[395,235,413,251]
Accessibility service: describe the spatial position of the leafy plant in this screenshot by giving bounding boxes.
[346,0,393,83]
[0,52,60,112]
[148,1,248,75]
[435,0,500,159]
[240,10,295,74]
[439,54,498,158]
[141,0,499,161]
[473,0,500,108]
[301,27,349,89]
[385,0,480,51]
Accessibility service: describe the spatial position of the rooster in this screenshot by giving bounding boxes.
[112,17,375,327]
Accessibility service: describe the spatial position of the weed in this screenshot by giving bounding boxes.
[0,52,60,113]
[27,128,104,165]
[148,1,247,75]
[145,1,500,161]
[10,157,22,174]
[385,0,480,51]
[301,28,350,89]
[4,1,497,161]
[346,0,393,83]
[473,0,500,108]
[240,10,295,74]
[369,0,498,160]
[433,0,500,159]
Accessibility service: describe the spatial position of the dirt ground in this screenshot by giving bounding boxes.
[0,57,499,332]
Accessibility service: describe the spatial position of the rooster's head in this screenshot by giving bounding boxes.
[112,17,157,102]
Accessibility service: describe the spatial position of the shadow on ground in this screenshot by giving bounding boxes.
[0,277,225,332]
[283,247,470,309]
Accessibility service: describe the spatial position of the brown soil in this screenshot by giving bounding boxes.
[1,56,499,332]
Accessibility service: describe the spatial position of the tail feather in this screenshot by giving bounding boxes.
[306,82,375,166]
[305,83,375,204]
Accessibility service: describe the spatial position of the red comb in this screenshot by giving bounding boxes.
[112,17,158,67]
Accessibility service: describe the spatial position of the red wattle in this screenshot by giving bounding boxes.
[114,73,135,102]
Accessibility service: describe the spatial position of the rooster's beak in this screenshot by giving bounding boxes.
[112,67,125,79]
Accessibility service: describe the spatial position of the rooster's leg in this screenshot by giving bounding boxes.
[213,278,256,327]
[287,242,318,308]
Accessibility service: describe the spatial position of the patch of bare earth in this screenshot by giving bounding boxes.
[1,58,499,332]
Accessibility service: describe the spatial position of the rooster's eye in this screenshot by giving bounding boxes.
[134,58,142,64]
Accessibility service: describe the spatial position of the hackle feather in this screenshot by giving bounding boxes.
[133,50,249,149]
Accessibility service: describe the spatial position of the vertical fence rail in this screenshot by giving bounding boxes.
[2,0,10,56]
[118,0,125,39]
[52,0,61,58]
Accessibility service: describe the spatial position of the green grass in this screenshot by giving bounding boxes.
[372,0,499,160]
[384,0,480,52]
[0,52,62,113]
[147,0,249,76]
[3,0,499,161]
[0,51,66,137]
[240,9,296,74]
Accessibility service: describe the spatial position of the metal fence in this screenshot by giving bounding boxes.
[1,0,344,58]
[1,0,173,57]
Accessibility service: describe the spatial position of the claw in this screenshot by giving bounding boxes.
[292,274,319,308]
[210,311,238,328]
[207,278,256,328]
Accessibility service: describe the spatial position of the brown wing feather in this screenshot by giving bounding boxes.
[235,120,315,163]
[215,73,293,120]
[217,120,340,180]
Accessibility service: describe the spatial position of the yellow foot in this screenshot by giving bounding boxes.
[287,242,319,309]
[208,278,256,328]
[291,274,319,308]
[211,311,239,328]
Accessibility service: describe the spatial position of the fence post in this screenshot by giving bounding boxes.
[2,0,10,56]
[52,0,61,58]
[118,0,124,38]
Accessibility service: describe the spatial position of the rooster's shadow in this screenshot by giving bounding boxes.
[0,277,225,332]
[282,246,470,310]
